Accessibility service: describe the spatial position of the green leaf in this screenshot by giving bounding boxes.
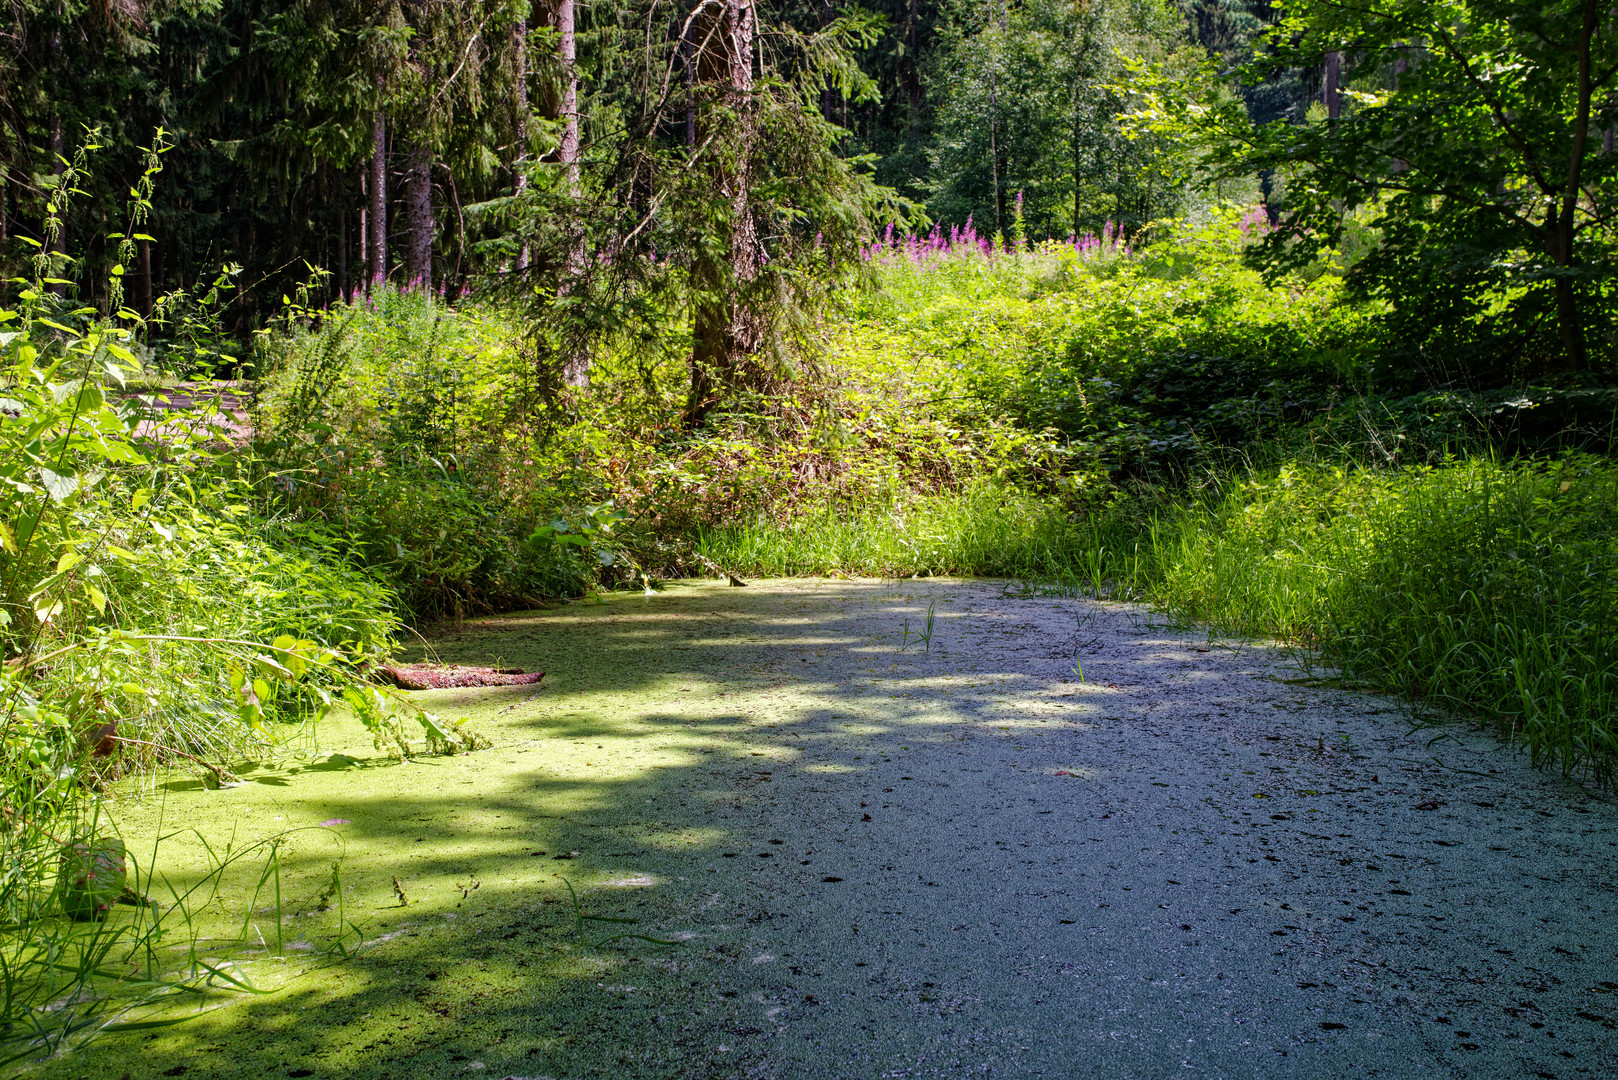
[38,468,79,502]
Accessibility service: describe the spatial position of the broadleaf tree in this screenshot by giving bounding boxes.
[1219,0,1618,378]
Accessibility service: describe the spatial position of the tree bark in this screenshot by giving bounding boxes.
[556,0,591,387]
[906,0,921,112]
[683,15,696,147]
[403,143,434,292]
[513,12,531,273]
[684,0,760,429]
[369,102,388,289]
[337,202,348,301]
[559,0,580,193]
[1323,51,1341,120]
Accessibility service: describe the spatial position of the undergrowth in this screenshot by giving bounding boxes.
[1,135,475,1067]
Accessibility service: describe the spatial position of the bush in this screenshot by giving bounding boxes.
[0,147,468,1064]
[842,209,1377,480]
[253,287,605,616]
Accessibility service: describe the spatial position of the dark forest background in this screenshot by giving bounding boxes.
[0,2,1300,327]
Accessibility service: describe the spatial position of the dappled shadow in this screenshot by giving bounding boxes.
[47,580,1618,1080]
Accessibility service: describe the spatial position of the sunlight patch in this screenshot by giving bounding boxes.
[599,873,662,889]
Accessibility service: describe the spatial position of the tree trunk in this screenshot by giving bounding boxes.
[513,12,530,273]
[820,1,837,125]
[1073,50,1085,239]
[1323,51,1341,120]
[337,202,349,301]
[684,0,760,429]
[1550,0,1600,370]
[559,0,580,192]
[989,3,1008,237]
[369,103,388,289]
[403,143,434,291]
[556,0,591,387]
[683,17,696,147]
[906,0,921,112]
[1554,276,1587,370]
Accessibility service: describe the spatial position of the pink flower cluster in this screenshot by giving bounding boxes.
[1237,206,1272,236]
[864,216,1132,266]
[1062,222,1130,257]
[864,215,997,265]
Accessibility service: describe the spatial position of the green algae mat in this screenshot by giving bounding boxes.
[24,580,1618,1079]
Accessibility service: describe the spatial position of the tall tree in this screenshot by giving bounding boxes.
[370,90,389,287]
[556,0,588,386]
[684,0,762,426]
[490,2,899,420]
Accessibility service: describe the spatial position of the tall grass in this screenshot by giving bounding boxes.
[697,483,1089,581]
[699,458,1618,780]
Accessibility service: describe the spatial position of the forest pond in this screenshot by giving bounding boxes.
[54,579,1618,1079]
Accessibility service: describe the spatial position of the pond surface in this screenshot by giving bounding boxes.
[43,579,1618,1079]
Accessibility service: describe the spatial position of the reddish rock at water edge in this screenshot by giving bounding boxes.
[372,665,546,690]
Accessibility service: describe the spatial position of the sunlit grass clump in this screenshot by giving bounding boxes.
[696,482,1086,581]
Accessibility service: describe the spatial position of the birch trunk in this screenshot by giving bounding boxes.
[557,0,591,387]
[513,13,530,273]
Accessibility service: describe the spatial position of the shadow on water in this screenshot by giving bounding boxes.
[34,579,1618,1079]
[54,579,1107,1080]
